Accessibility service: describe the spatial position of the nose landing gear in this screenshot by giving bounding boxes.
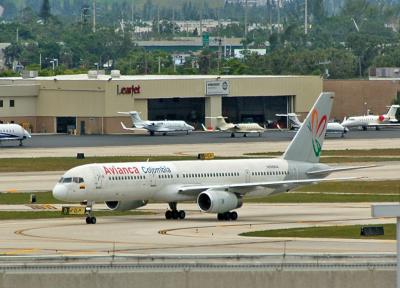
[85,201,96,224]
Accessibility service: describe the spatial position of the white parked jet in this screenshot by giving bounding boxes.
[204,116,265,137]
[341,105,400,130]
[277,113,349,137]
[53,92,369,224]
[0,123,31,146]
[119,111,194,136]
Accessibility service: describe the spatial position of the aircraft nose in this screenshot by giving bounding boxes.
[23,129,31,139]
[188,124,195,130]
[53,184,68,201]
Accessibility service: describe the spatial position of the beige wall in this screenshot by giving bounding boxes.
[324,80,399,120]
[37,80,105,117]
[36,116,55,133]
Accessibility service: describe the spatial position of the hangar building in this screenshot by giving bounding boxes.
[0,73,322,134]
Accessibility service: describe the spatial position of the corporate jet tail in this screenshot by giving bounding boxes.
[283,92,334,163]
[118,111,145,128]
[276,113,302,129]
[215,116,229,130]
[386,105,400,119]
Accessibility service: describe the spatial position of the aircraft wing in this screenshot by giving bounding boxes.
[144,123,172,132]
[120,122,147,132]
[367,123,400,127]
[120,122,136,131]
[178,176,359,196]
[234,130,265,133]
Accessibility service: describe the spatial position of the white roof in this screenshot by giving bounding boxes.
[5,74,311,81]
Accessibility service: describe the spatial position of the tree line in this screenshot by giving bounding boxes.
[1,0,400,78]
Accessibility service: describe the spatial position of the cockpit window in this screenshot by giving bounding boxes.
[62,177,72,183]
[73,177,84,183]
[59,177,84,183]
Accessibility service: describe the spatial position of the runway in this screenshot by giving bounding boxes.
[1,128,400,149]
[0,203,394,256]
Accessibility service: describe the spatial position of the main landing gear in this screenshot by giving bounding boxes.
[217,211,238,221]
[165,202,186,220]
[85,201,96,224]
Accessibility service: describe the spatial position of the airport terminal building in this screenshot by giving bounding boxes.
[0,73,322,134]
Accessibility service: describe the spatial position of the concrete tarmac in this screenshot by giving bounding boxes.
[0,203,394,256]
[2,137,400,158]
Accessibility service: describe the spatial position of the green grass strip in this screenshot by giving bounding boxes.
[0,192,63,204]
[0,210,152,220]
[241,224,395,240]
[245,193,400,203]
[246,148,400,157]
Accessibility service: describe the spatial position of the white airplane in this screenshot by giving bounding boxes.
[118,111,194,136]
[203,116,265,137]
[0,123,31,146]
[341,105,400,130]
[276,113,349,137]
[53,92,370,224]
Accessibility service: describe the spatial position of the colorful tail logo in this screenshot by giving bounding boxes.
[307,109,327,157]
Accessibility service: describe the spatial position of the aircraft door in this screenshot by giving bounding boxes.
[290,166,298,180]
[245,169,250,183]
[91,166,104,189]
[148,173,157,187]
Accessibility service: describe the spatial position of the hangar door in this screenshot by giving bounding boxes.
[148,98,205,129]
[222,96,293,126]
[56,117,76,133]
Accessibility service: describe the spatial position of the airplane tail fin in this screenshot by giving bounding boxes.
[118,111,145,128]
[215,116,228,130]
[287,113,302,128]
[386,105,400,119]
[283,92,334,163]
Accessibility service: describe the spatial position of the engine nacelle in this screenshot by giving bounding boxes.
[105,200,147,211]
[197,190,242,213]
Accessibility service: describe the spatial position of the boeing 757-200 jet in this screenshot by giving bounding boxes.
[53,92,371,224]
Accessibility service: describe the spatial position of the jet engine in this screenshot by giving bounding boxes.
[105,200,148,211]
[197,190,242,213]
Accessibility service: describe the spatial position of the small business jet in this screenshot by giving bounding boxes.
[0,123,31,146]
[53,92,371,224]
[119,111,194,136]
[341,105,400,130]
[204,116,265,137]
[276,113,349,137]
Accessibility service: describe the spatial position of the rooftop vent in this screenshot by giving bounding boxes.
[21,70,38,79]
[110,70,121,78]
[88,70,98,79]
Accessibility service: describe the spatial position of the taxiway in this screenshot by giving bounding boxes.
[0,203,394,256]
